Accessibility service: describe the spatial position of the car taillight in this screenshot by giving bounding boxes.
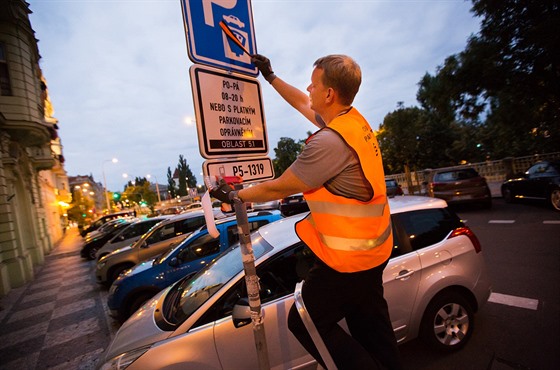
[448,226,482,253]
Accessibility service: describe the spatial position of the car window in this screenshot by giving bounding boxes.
[393,208,462,251]
[528,162,559,178]
[192,243,315,328]
[177,233,221,263]
[226,220,270,245]
[175,216,206,236]
[434,169,478,182]
[388,216,412,259]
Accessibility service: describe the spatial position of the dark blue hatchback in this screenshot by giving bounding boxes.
[107,210,282,321]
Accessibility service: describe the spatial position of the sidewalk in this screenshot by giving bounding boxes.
[0,227,117,370]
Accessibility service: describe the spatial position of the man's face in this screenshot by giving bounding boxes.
[307,67,329,114]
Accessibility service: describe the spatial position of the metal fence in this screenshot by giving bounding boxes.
[386,152,560,196]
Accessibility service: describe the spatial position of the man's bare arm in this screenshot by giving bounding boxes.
[270,77,322,128]
[238,168,312,203]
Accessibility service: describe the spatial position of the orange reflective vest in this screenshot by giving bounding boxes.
[295,108,392,272]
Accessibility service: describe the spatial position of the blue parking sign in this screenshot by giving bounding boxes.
[181,0,258,76]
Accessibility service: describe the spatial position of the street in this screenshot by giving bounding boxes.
[399,198,560,370]
[0,198,558,369]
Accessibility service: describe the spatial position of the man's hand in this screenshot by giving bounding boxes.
[209,178,243,205]
[251,54,276,84]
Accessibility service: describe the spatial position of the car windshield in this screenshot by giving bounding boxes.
[163,233,273,325]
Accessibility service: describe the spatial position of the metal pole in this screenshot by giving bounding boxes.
[232,184,270,370]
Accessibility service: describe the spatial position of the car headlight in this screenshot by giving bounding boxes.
[98,345,151,370]
[97,262,106,270]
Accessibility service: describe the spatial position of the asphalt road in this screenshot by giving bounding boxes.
[399,198,560,370]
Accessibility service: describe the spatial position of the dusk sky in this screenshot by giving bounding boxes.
[28,0,480,191]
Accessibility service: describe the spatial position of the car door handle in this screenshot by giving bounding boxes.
[395,269,415,280]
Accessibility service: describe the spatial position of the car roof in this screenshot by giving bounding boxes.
[214,210,282,225]
[258,195,448,250]
[163,210,206,223]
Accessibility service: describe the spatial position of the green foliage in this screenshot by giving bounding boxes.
[176,154,197,196]
[167,167,177,198]
[272,136,306,177]
[378,0,559,172]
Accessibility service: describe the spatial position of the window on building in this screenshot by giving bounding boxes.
[0,44,12,96]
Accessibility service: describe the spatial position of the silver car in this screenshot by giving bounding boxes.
[99,196,492,370]
[95,216,171,260]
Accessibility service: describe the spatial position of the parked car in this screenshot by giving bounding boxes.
[83,218,130,242]
[99,196,491,369]
[80,210,137,237]
[385,178,404,197]
[428,168,492,208]
[80,219,135,260]
[251,199,280,211]
[501,161,560,211]
[107,211,283,321]
[95,216,171,261]
[279,193,309,216]
[95,211,208,286]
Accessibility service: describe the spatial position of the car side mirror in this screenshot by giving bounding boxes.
[232,298,252,328]
[140,241,148,249]
[168,257,179,267]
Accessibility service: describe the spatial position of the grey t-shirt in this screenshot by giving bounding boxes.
[289,128,373,201]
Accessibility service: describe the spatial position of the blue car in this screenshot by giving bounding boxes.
[107,210,282,321]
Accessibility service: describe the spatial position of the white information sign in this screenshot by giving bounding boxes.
[190,64,268,159]
[203,156,274,183]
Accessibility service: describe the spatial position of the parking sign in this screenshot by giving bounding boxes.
[181,0,258,76]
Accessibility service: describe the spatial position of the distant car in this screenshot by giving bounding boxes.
[80,210,137,237]
[501,160,560,211]
[95,211,208,286]
[385,178,404,197]
[251,199,280,211]
[80,219,134,260]
[181,202,203,213]
[428,168,492,208]
[279,193,309,216]
[95,216,171,261]
[98,196,492,369]
[107,211,282,321]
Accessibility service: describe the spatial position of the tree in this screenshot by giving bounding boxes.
[272,136,305,177]
[417,0,560,159]
[176,155,197,196]
[167,167,177,198]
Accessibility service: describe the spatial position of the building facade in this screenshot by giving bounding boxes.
[1,0,69,296]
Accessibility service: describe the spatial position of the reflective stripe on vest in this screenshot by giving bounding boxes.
[307,215,392,251]
[306,199,386,218]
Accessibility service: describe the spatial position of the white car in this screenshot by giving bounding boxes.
[99,196,492,370]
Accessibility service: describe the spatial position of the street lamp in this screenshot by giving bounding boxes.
[146,174,162,203]
[102,158,118,212]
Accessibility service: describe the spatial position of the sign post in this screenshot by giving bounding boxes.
[182,1,271,368]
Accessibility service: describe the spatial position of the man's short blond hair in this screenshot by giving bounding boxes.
[314,55,361,105]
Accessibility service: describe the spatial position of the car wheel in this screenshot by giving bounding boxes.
[420,291,474,352]
[87,247,99,260]
[502,188,515,203]
[109,264,133,285]
[126,292,155,319]
[551,189,560,211]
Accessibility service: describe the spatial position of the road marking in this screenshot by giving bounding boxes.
[489,220,515,224]
[488,292,539,310]
[543,220,560,224]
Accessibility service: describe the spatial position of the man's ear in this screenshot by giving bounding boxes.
[326,87,335,103]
